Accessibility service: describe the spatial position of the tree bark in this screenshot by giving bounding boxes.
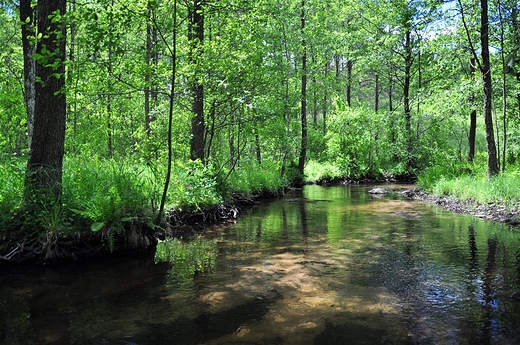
[346,60,353,107]
[26,0,67,200]
[375,73,379,113]
[298,0,307,178]
[20,0,36,150]
[145,0,158,137]
[468,58,477,163]
[403,27,414,170]
[481,0,499,176]
[189,0,205,163]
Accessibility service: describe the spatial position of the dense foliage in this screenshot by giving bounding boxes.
[2,0,520,253]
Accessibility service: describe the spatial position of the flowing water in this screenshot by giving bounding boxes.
[2,185,520,344]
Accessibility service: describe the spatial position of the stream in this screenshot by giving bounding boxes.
[2,184,520,344]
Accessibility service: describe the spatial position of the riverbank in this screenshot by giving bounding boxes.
[400,188,520,228]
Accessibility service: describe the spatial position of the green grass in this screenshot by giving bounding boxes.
[418,160,520,209]
[428,172,520,206]
[222,160,289,197]
[0,156,291,238]
[304,160,342,182]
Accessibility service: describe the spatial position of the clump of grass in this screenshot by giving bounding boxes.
[222,160,288,197]
[0,158,24,231]
[305,160,341,182]
[423,168,520,209]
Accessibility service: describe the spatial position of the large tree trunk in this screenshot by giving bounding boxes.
[298,0,307,178]
[20,0,36,150]
[26,0,67,200]
[189,0,205,163]
[481,0,499,176]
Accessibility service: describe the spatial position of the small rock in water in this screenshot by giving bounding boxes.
[368,187,388,195]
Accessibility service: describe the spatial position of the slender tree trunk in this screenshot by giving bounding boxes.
[157,0,178,224]
[254,122,261,165]
[106,0,115,158]
[145,1,158,137]
[468,59,477,163]
[404,29,412,145]
[498,2,507,171]
[312,54,318,125]
[346,60,353,107]
[375,73,379,113]
[298,0,307,178]
[402,23,415,171]
[323,60,331,133]
[389,73,393,112]
[481,0,499,176]
[26,0,67,201]
[189,0,206,163]
[68,0,78,143]
[20,0,35,150]
[513,7,520,123]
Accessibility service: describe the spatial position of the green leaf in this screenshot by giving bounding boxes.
[91,221,105,232]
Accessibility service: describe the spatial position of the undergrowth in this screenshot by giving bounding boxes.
[0,156,290,241]
[417,153,520,209]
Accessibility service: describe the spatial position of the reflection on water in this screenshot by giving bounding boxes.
[2,185,520,344]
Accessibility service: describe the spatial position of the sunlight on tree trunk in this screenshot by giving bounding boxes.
[298,0,307,179]
[25,0,67,201]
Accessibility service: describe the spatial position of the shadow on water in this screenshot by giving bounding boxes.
[313,319,413,345]
[132,291,282,345]
[3,185,520,344]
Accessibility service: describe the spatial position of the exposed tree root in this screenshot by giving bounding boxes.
[0,202,248,265]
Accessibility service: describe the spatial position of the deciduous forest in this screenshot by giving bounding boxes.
[2,0,520,262]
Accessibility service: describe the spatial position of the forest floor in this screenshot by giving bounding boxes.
[402,188,520,228]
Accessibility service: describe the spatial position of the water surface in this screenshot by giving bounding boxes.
[2,185,520,344]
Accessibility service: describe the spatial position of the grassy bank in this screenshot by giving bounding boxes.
[0,156,290,262]
[416,156,520,210]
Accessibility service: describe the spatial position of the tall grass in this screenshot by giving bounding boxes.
[418,154,520,209]
[222,160,289,197]
[427,171,520,207]
[0,158,24,226]
[304,160,342,182]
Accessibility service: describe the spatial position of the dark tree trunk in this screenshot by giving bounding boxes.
[389,73,393,112]
[375,73,379,113]
[312,54,318,125]
[468,58,477,163]
[189,0,205,163]
[513,6,520,126]
[157,0,178,224]
[404,29,412,142]
[403,27,414,170]
[346,60,353,107]
[26,0,67,200]
[323,60,331,133]
[298,0,307,177]
[20,0,35,149]
[481,0,499,176]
